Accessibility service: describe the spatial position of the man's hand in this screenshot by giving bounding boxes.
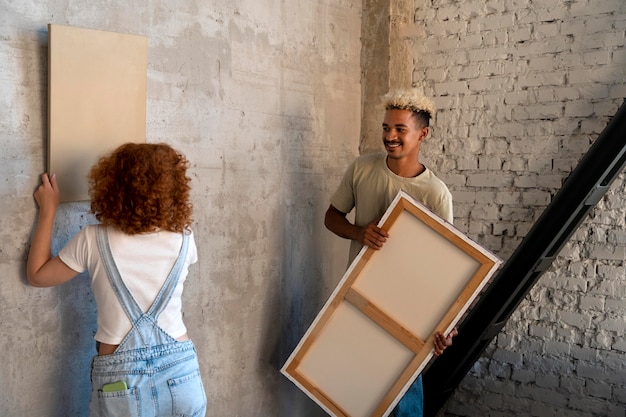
[325,205,387,248]
[324,205,389,250]
[433,327,458,356]
[358,221,389,250]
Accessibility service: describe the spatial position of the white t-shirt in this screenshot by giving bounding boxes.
[330,153,453,262]
[58,225,198,344]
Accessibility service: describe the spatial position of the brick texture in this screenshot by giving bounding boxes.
[410,1,626,415]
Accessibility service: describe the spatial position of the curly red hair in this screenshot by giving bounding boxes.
[88,143,192,234]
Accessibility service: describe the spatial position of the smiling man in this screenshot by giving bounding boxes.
[324,88,456,416]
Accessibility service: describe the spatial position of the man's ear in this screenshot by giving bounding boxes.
[420,126,430,141]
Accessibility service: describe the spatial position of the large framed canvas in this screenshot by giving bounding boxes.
[48,24,148,202]
[281,191,502,417]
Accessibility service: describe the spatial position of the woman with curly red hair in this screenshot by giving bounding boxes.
[27,143,206,417]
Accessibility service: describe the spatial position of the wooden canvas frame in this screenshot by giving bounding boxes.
[48,24,148,202]
[281,191,502,417]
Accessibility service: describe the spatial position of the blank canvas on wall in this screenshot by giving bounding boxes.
[48,24,148,202]
[281,191,502,417]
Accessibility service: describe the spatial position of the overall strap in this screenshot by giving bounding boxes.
[146,230,189,319]
[96,226,142,322]
[95,225,190,322]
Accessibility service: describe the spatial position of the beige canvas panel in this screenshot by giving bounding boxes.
[48,24,148,202]
[297,301,414,417]
[282,191,502,417]
[352,206,482,340]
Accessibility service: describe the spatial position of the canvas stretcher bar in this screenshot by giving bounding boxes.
[282,191,502,417]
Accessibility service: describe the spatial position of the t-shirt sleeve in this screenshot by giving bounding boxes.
[58,228,90,273]
[428,187,453,224]
[188,231,198,265]
[329,159,357,214]
[423,172,454,223]
[438,193,453,223]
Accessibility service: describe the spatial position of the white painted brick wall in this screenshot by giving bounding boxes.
[411,0,626,416]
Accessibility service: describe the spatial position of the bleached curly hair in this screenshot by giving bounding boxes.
[382,89,435,126]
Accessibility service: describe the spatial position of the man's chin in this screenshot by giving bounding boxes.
[385,150,402,159]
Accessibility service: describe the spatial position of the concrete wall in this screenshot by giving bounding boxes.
[400,0,626,416]
[0,1,361,416]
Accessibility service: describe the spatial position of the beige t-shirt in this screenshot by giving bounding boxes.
[330,153,453,262]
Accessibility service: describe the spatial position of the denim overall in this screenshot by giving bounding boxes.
[90,226,207,417]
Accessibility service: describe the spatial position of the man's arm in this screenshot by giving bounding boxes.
[324,204,388,250]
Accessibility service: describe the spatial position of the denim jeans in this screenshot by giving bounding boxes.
[90,341,206,416]
[393,375,424,417]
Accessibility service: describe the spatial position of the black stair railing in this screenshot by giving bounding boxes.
[423,99,626,416]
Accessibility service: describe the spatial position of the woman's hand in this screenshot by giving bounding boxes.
[34,173,60,215]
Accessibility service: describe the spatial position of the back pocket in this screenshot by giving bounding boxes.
[168,369,207,416]
[97,386,140,417]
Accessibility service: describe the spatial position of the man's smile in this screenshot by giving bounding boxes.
[384,140,402,148]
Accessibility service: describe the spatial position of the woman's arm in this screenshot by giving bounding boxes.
[26,173,79,287]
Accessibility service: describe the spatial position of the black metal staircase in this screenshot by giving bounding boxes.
[423,99,626,416]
